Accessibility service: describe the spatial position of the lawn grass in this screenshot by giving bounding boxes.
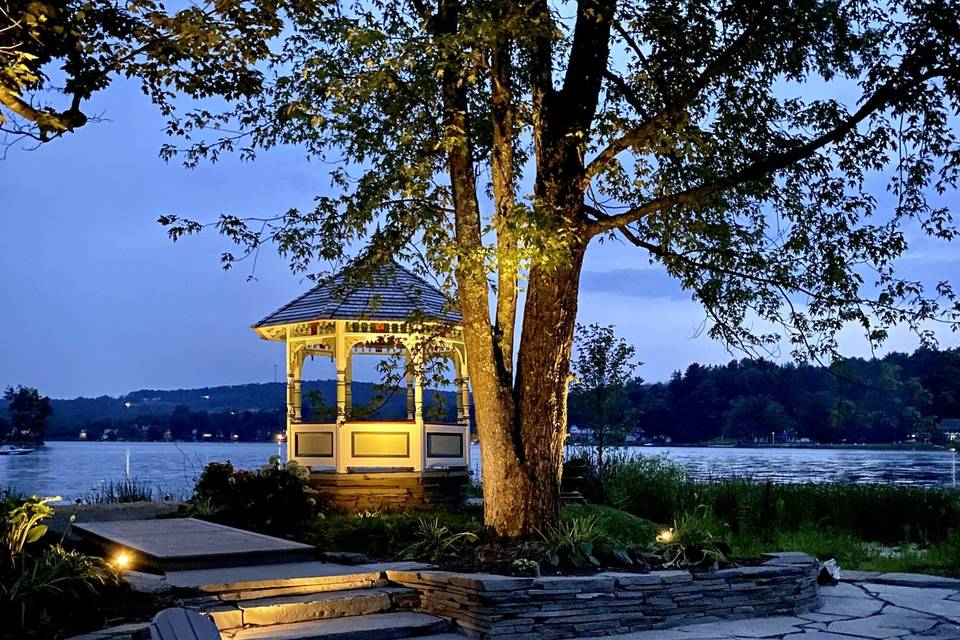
[729,527,960,577]
[562,503,659,548]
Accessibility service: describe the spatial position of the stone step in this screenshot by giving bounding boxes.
[204,587,419,630]
[224,612,449,640]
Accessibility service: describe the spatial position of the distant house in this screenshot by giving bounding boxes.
[567,424,592,443]
[939,418,960,442]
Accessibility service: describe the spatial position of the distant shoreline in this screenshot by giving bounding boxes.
[568,441,954,451]
[34,438,956,452]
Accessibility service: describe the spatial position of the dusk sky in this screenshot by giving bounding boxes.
[2,78,960,399]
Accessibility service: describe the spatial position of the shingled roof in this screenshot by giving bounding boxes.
[254,260,461,327]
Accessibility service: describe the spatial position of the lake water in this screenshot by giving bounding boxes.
[0,441,956,503]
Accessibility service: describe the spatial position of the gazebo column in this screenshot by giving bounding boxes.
[408,343,425,471]
[285,338,304,424]
[335,321,347,423]
[460,375,471,425]
[453,348,470,426]
[344,349,353,417]
[413,371,424,424]
[405,366,415,420]
[455,376,464,423]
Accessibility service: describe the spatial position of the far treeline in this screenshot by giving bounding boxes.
[0,381,459,443]
[3,347,960,445]
[569,348,960,445]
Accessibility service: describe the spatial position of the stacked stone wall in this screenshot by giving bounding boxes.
[388,552,820,639]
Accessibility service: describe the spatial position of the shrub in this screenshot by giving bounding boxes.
[0,544,120,630]
[1,496,57,570]
[691,480,960,545]
[188,496,224,518]
[0,496,122,636]
[303,510,482,559]
[587,452,960,546]
[538,515,604,569]
[600,453,689,524]
[192,457,318,536]
[536,514,632,569]
[399,517,479,562]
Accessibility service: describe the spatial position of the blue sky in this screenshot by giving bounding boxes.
[2,78,959,399]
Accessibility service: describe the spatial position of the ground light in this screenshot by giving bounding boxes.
[112,551,132,570]
[656,528,675,544]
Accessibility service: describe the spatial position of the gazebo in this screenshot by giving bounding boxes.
[252,260,471,510]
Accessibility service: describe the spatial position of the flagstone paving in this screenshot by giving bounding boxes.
[589,580,960,640]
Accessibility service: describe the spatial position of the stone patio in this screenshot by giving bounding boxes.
[590,579,960,640]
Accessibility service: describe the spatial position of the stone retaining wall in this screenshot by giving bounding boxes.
[388,552,820,639]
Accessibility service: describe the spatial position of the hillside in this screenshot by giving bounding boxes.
[0,380,459,441]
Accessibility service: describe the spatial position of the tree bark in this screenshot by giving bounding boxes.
[434,0,612,538]
[490,22,518,378]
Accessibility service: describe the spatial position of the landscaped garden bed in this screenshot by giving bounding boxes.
[387,552,819,639]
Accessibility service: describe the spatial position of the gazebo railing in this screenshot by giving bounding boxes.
[287,421,470,473]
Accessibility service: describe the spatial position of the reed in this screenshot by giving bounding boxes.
[593,454,960,545]
[84,478,155,504]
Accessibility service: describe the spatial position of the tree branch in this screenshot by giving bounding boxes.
[586,3,774,184]
[558,0,617,135]
[587,68,944,235]
[0,86,87,140]
[601,69,650,120]
[490,14,519,379]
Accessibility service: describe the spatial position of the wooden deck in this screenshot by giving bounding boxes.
[71,517,315,573]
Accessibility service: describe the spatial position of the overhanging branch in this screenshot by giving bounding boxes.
[586,66,946,235]
[586,2,774,185]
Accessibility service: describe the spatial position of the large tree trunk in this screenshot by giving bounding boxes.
[434,0,611,538]
[472,235,587,537]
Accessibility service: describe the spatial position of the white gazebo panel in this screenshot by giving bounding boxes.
[288,423,338,469]
[424,423,470,469]
[337,421,424,473]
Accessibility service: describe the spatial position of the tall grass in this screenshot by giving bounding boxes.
[586,453,960,545]
[84,478,156,504]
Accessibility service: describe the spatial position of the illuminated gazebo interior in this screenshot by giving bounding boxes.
[252,260,471,509]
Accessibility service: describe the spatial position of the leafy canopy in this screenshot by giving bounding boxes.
[0,0,283,144]
[6,0,960,359]
[160,0,960,361]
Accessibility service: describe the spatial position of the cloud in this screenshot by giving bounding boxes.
[579,268,689,300]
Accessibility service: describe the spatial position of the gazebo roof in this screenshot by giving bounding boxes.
[254,260,461,328]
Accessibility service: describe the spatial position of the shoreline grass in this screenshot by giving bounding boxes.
[579,451,960,577]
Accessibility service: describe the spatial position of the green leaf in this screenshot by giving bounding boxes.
[25,524,47,543]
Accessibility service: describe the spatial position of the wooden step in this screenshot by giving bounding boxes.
[223,612,449,640]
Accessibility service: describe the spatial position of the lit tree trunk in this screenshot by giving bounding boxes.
[435,0,613,537]
[464,237,587,538]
